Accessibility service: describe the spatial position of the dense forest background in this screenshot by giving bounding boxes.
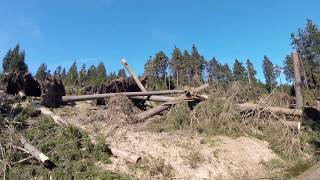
[2,19,320,95]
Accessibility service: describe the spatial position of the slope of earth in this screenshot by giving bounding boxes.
[53,100,279,179]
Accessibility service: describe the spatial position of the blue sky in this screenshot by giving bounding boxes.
[0,0,319,81]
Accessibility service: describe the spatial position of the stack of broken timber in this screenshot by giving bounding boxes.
[235,103,302,130]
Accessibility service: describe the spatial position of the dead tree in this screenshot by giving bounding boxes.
[121,59,156,107]
[292,52,304,110]
[20,136,55,169]
[62,90,186,103]
[235,103,303,116]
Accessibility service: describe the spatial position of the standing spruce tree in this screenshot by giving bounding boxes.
[65,61,79,86]
[182,50,191,85]
[190,45,205,85]
[207,57,220,83]
[117,68,126,78]
[262,56,277,92]
[61,68,67,80]
[232,59,247,81]
[154,51,169,78]
[153,51,169,89]
[54,65,62,77]
[96,62,106,84]
[35,63,49,81]
[289,19,320,88]
[108,72,118,81]
[171,47,183,87]
[2,44,28,72]
[246,59,257,84]
[79,64,87,85]
[217,63,232,84]
[283,55,294,83]
[87,65,97,84]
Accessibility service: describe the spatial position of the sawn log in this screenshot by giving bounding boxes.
[20,136,55,169]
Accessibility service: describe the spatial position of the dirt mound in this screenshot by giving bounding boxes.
[104,95,140,124]
[103,132,278,179]
[54,101,279,179]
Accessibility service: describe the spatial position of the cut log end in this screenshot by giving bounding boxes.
[283,121,301,131]
[110,147,141,164]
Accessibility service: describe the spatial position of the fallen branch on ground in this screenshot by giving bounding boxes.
[19,136,55,169]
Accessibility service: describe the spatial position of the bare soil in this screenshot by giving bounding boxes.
[53,100,279,179]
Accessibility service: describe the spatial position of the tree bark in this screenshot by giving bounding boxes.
[62,90,186,103]
[283,120,301,130]
[292,52,304,110]
[130,95,179,102]
[121,59,156,107]
[110,146,141,164]
[20,136,55,169]
[136,84,209,121]
[176,71,179,88]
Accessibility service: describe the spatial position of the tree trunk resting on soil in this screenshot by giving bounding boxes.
[235,103,303,116]
[32,102,67,126]
[235,103,302,130]
[121,58,156,107]
[136,84,209,121]
[20,136,55,169]
[110,146,141,164]
[282,121,301,130]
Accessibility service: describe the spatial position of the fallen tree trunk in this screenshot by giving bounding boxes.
[20,136,55,169]
[32,102,67,126]
[235,103,303,116]
[110,146,141,164]
[283,120,301,130]
[130,95,182,102]
[62,89,186,103]
[136,84,209,121]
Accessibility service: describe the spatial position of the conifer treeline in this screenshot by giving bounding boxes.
[144,44,261,90]
[34,61,127,86]
[2,19,320,93]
